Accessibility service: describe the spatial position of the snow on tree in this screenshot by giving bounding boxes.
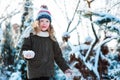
[60,0,120,80]
[0,0,120,80]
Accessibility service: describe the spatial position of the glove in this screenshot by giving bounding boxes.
[22,50,35,59]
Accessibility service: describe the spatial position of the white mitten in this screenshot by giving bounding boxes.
[22,50,35,59]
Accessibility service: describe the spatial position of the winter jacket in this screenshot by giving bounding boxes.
[20,34,69,79]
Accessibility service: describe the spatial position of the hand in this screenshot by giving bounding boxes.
[64,69,73,77]
[22,50,35,59]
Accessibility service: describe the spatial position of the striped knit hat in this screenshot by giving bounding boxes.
[36,5,51,22]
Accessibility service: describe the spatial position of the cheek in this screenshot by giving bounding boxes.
[46,26,49,29]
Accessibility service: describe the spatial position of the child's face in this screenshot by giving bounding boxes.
[39,18,50,31]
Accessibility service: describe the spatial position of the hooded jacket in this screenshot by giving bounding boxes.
[20,33,69,79]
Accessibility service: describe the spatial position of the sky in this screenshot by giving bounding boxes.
[0,0,106,43]
[0,0,118,47]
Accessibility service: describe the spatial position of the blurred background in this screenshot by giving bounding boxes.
[0,0,120,80]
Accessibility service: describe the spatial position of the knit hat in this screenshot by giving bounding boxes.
[36,5,51,22]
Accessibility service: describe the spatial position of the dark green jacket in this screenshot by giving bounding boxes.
[20,34,69,79]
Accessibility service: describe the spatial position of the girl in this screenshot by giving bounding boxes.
[20,5,72,80]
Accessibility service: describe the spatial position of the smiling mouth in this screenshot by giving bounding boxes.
[42,26,46,28]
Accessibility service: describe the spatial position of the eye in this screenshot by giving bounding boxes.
[40,20,44,22]
[46,20,49,22]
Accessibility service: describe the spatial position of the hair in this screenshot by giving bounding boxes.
[32,20,56,41]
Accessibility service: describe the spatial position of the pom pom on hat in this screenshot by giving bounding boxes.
[36,5,51,22]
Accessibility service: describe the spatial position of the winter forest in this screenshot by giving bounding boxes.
[0,0,120,80]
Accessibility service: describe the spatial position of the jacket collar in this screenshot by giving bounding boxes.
[37,31,49,37]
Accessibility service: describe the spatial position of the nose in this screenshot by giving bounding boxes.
[43,21,47,24]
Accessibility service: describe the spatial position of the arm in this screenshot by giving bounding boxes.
[53,41,70,72]
[20,37,35,59]
[21,37,32,51]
